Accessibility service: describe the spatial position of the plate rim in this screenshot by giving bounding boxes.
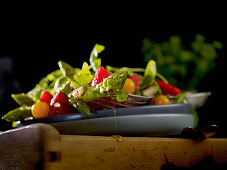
[19,104,191,126]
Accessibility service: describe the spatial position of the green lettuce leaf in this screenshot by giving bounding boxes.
[58,60,75,78]
[11,93,34,106]
[2,106,32,122]
[141,82,161,96]
[174,93,186,104]
[141,60,157,89]
[89,44,105,72]
[54,75,69,93]
[28,69,62,101]
[116,91,128,102]
[68,96,91,115]
[106,65,145,73]
[59,81,72,96]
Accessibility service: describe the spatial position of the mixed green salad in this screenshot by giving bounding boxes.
[2,44,192,126]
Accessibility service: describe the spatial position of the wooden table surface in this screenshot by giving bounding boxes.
[0,123,227,170]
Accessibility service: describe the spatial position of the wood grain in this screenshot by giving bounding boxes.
[1,123,227,170]
[44,135,227,170]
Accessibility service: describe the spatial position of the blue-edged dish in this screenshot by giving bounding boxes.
[17,104,194,136]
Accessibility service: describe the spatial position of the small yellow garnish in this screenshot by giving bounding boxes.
[12,121,17,128]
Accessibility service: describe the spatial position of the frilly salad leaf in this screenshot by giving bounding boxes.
[71,62,93,89]
[90,44,105,72]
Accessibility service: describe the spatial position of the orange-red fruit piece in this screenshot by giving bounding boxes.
[31,101,50,119]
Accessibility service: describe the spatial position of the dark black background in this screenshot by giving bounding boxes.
[0,2,226,136]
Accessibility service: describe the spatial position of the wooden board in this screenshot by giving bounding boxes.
[0,123,60,170]
[1,123,227,170]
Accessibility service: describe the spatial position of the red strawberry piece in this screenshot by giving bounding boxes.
[128,75,141,89]
[91,66,111,86]
[50,92,72,116]
[171,86,181,96]
[156,80,181,96]
[50,103,65,116]
[40,90,53,104]
[156,80,169,95]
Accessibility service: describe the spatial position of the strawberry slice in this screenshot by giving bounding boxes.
[40,90,53,104]
[128,75,141,90]
[49,92,72,116]
[91,66,111,86]
[156,80,181,96]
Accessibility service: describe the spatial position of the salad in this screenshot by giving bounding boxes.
[2,44,186,125]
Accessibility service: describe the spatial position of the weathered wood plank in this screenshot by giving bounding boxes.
[1,123,227,170]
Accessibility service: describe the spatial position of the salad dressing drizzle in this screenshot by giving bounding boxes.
[114,109,117,130]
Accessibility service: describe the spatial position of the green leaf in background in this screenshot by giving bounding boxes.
[116,91,128,102]
[89,44,105,72]
[72,62,93,89]
[142,34,223,90]
[11,93,34,106]
[2,106,32,122]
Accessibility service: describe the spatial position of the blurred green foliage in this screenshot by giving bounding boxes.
[142,35,223,90]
